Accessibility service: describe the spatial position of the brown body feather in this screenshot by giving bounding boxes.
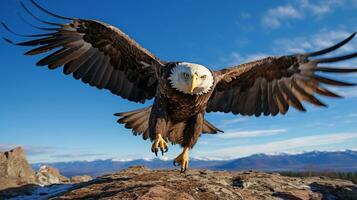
[117,63,222,148]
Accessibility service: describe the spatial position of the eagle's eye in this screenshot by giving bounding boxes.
[183,72,189,79]
[200,75,207,80]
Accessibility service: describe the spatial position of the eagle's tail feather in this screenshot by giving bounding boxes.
[114,106,223,140]
[202,119,223,134]
[115,106,152,140]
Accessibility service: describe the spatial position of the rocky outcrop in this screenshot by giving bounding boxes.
[0,147,91,187]
[0,150,356,200]
[50,166,357,200]
[36,165,70,186]
[70,175,93,183]
[1,166,356,199]
[0,147,36,189]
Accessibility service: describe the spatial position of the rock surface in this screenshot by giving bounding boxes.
[0,147,36,190]
[43,166,357,200]
[36,165,70,186]
[70,175,93,183]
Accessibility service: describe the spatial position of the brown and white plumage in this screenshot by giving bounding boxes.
[3,0,357,173]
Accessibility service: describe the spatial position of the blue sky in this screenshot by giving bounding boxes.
[0,0,357,163]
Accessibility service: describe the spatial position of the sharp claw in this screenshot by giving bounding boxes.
[154,149,158,157]
[164,147,168,153]
[180,168,186,173]
[173,160,177,166]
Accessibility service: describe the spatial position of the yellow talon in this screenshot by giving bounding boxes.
[151,134,168,156]
[173,147,189,173]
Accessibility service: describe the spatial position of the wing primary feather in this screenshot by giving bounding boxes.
[314,52,357,63]
[292,79,326,107]
[298,80,342,98]
[36,47,69,66]
[274,80,289,114]
[3,37,15,45]
[16,12,58,31]
[279,79,306,111]
[105,70,119,91]
[63,48,96,74]
[24,37,80,55]
[316,67,357,73]
[116,71,129,97]
[13,37,56,46]
[73,52,100,79]
[237,91,248,115]
[29,0,73,20]
[1,22,56,37]
[97,64,113,89]
[306,32,356,57]
[82,53,104,84]
[260,79,269,116]
[89,56,110,86]
[48,43,86,69]
[312,74,356,86]
[267,82,279,116]
[19,1,62,26]
[231,89,241,114]
[245,78,261,116]
[315,86,342,98]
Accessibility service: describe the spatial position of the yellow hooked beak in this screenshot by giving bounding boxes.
[190,74,198,93]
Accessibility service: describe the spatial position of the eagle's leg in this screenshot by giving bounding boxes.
[151,134,168,156]
[149,99,169,156]
[173,147,189,173]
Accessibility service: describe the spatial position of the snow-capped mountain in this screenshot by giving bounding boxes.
[32,150,357,177]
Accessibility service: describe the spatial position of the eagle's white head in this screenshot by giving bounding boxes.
[168,62,214,95]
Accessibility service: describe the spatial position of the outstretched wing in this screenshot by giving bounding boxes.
[3,0,164,103]
[207,33,357,116]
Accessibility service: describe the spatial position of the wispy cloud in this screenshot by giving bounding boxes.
[220,118,248,126]
[217,128,287,139]
[336,87,357,98]
[331,87,357,98]
[300,0,342,15]
[347,113,357,117]
[240,11,251,19]
[0,144,55,156]
[262,0,344,30]
[273,29,357,54]
[220,52,269,66]
[52,153,108,159]
[262,4,302,29]
[205,132,357,159]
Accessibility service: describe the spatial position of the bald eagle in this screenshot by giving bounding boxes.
[4,0,357,173]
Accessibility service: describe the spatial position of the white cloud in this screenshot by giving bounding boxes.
[347,113,357,117]
[262,4,302,29]
[221,52,270,66]
[262,0,344,30]
[299,0,340,15]
[331,87,357,98]
[240,12,251,19]
[220,118,248,126]
[273,30,356,54]
[0,144,55,156]
[217,128,287,139]
[52,153,108,159]
[203,132,357,159]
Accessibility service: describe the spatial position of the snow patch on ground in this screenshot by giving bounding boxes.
[9,184,73,200]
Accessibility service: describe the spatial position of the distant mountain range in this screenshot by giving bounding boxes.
[31,150,357,177]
